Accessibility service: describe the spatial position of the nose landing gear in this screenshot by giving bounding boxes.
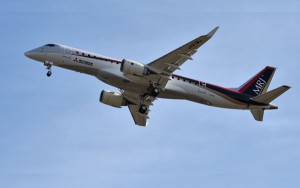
[46,71,52,77]
[44,61,53,77]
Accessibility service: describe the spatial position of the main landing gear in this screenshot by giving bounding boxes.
[138,85,160,114]
[139,104,148,114]
[151,87,160,97]
[148,82,160,98]
[44,61,53,77]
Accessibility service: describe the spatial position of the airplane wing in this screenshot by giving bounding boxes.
[147,27,219,76]
[123,27,219,126]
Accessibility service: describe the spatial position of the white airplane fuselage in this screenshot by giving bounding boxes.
[25,41,288,126]
[25,44,273,110]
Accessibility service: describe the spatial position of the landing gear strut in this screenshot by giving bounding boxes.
[44,61,53,77]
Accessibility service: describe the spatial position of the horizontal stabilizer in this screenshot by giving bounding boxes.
[251,85,291,104]
[251,109,264,121]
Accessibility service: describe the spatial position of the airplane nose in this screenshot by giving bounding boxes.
[24,51,32,58]
[24,48,44,61]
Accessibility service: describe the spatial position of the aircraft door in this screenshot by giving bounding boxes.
[198,81,206,93]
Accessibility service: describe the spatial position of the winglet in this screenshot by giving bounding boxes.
[207,26,219,38]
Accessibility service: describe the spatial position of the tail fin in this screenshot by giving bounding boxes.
[238,66,276,97]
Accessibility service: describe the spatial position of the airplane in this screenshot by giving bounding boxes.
[25,27,290,126]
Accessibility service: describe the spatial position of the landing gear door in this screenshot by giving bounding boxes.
[63,47,72,58]
[198,81,206,93]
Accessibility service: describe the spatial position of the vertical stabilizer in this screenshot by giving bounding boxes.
[239,66,276,97]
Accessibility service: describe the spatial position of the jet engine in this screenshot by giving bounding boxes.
[99,90,128,108]
[120,59,148,76]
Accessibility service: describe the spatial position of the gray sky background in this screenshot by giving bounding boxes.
[0,1,299,188]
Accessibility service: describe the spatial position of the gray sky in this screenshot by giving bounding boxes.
[0,1,299,188]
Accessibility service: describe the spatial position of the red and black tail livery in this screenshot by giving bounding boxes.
[238,66,276,97]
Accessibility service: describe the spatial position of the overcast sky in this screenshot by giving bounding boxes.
[0,1,299,188]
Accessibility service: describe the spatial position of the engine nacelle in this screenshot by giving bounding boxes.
[99,90,128,108]
[120,59,148,76]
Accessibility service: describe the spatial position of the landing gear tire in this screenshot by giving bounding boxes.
[151,87,160,97]
[44,61,53,77]
[46,71,52,77]
[139,104,148,114]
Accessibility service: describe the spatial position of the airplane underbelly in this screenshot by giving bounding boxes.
[96,69,148,93]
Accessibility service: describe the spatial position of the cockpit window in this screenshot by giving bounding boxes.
[44,44,56,47]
